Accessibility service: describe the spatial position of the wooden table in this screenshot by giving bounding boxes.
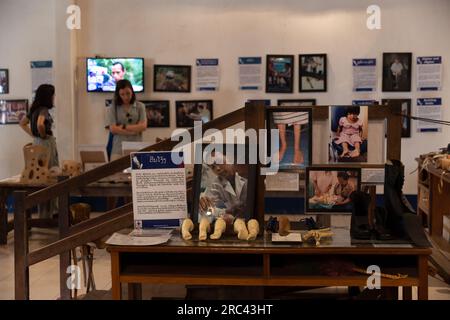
[107,228,431,300]
[416,158,450,283]
[0,174,132,245]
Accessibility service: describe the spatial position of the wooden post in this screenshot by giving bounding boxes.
[111,250,122,300]
[0,189,8,245]
[245,101,266,228]
[386,102,402,161]
[58,176,71,300]
[14,191,29,300]
[418,255,429,300]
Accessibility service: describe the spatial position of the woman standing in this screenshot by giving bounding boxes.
[107,79,147,161]
[19,84,59,219]
[20,84,59,168]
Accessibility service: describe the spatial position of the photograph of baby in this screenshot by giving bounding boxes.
[142,100,170,128]
[193,144,256,226]
[176,100,213,128]
[267,108,312,169]
[306,167,361,213]
[382,53,412,92]
[329,105,368,163]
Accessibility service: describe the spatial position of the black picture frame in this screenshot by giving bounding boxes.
[248,99,271,107]
[266,55,294,93]
[153,64,191,92]
[141,100,170,128]
[382,99,411,138]
[278,99,316,106]
[0,99,28,125]
[299,54,327,92]
[0,69,9,94]
[266,107,313,170]
[305,167,361,213]
[382,52,412,92]
[176,100,213,128]
[192,143,257,227]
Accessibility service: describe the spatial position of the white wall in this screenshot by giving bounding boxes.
[2,0,450,194]
[0,0,56,179]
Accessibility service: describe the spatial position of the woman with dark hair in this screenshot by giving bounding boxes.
[19,84,59,219]
[20,84,59,167]
[106,79,147,160]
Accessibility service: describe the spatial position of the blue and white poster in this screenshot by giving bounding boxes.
[352,100,378,106]
[131,152,187,229]
[196,58,219,91]
[352,59,377,92]
[31,60,53,94]
[417,56,442,91]
[239,57,262,90]
[417,98,442,132]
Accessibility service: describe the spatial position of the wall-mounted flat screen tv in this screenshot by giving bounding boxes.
[87,57,144,93]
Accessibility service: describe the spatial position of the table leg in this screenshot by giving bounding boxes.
[128,283,142,300]
[111,251,122,300]
[402,286,412,300]
[418,255,429,300]
[0,189,9,245]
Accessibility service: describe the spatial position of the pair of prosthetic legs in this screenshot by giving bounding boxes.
[181,218,259,241]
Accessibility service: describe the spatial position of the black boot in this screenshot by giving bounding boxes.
[350,191,372,240]
[384,160,408,237]
[373,207,394,240]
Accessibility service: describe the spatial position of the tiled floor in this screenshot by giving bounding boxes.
[0,224,449,300]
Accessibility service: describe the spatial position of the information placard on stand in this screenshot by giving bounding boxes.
[131,151,188,229]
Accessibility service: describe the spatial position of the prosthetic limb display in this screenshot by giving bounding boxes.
[210,218,226,240]
[199,217,211,241]
[234,219,249,240]
[247,219,259,241]
[181,218,194,240]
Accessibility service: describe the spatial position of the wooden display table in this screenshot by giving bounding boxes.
[0,174,132,244]
[416,157,450,282]
[107,228,431,300]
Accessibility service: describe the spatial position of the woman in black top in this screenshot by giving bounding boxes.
[20,84,59,167]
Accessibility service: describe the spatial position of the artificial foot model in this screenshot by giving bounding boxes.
[181,218,194,240]
[278,217,290,236]
[210,218,226,240]
[246,219,259,241]
[199,217,211,241]
[234,219,249,240]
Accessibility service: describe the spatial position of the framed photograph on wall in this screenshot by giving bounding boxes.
[278,99,316,106]
[192,143,257,227]
[266,55,294,93]
[299,54,327,92]
[267,107,312,169]
[0,99,28,124]
[176,100,213,128]
[141,100,170,128]
[329,105,369,163]
[0,69,9,94]
[305,167,361,213]
[153,64,191,92]
[382,99,411,138]
[382,52,412,92]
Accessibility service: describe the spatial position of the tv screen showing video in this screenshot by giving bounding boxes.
[87,58,144,93]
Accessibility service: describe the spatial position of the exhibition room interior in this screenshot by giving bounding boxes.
[0,0,449,302]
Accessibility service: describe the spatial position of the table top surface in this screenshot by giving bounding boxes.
[0,173,131,188]
[107,227,432,255]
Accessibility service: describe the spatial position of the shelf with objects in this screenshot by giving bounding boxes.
[416,145,450,284]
